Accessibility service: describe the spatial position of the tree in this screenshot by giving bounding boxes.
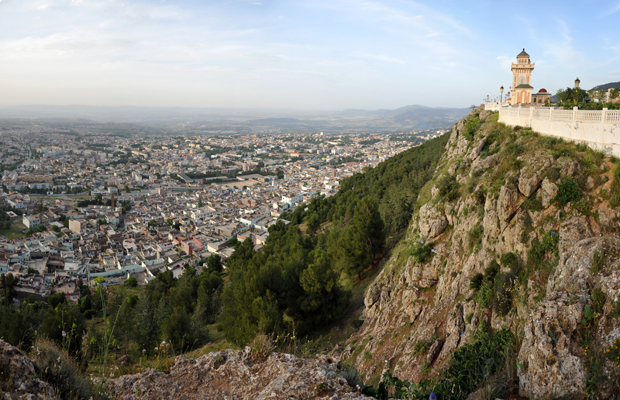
[166,218,174,226]
[124,185,130,193]
[338,198,384,280]
[205,254,223,274]
[0,273,17,301]
[556,86,587,104]
[124,277,138,287]
[198,199,203,208]
[610,88,620,102]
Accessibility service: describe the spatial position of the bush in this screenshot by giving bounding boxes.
[468,226,483,252]
[438,176,460,202]
[555,177,582,207]
[469,273,484,290]
[521,197,543,212]
[413,339,431,356]
[610,163,620,208]
[124,277,138,287]
[462,114,481,141]
[32,339,96,400]
[409,242,434,264]
[47,292,66,308]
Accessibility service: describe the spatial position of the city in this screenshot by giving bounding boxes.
[0,121,444,300]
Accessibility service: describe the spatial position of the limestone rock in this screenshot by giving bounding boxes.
[467,138,487,161]
[0,340,57,400]
[557,217,592,256]
[418,204,448,240]
[540,178,558,208]
[497,185,521,230]
[111,349,372,400]
[517,293,586,399]
[478,110,492,121]
[518,154,554,198]
[426,339,444,365]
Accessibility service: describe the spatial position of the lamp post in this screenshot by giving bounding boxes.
[500,86,504,104]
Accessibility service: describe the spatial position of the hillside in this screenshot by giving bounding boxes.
[593,81,620,91]
[341,106,620,398]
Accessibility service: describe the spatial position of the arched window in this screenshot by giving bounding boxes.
[519,77,524,85]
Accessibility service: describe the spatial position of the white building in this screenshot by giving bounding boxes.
[23,215,41,229]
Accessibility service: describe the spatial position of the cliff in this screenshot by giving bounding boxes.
[342,106,620,398]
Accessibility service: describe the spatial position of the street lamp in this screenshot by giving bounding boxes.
[500,86,504,104]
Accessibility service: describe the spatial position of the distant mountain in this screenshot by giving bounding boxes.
[0,104,469,132]
[592,81,620,91]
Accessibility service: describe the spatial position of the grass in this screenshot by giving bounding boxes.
[0,222,26,240]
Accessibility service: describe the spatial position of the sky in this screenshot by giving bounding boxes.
[0,0,619,110]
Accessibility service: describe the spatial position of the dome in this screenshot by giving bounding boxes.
[538,88,548,93]
[517,48,530,58]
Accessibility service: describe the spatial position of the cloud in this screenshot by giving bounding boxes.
[353,52,405,64]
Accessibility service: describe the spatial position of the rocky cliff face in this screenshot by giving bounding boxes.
[344,106,620,398]
[111,347,373,400]
[0,340,57,400]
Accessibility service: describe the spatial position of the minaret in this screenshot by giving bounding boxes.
[510,49,535,105]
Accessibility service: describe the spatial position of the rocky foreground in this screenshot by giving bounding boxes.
[0,340,56,400]
[111,347,371,400]
[0,339,371,400]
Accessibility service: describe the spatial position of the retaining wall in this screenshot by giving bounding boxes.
[484,103,620,157]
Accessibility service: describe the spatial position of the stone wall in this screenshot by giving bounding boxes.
[485,103,620,156]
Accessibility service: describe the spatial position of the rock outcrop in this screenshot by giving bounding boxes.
[343,108,620,399]
[112,348,371,400]
[0,340,57,400]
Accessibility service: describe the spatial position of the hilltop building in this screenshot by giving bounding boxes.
[510,49,535,105]
[508,49,553,106]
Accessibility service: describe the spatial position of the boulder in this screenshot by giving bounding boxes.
[0,340,57,400]
[518,154,554,198]
[540,178,558,208]
[418,204,448,240]
[497,185,521,231]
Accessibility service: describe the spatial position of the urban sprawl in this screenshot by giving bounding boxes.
[0,120,444,303]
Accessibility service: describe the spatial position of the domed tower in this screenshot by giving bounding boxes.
[510,49,535,105]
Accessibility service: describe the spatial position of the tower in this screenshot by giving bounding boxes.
[510,49,535,105]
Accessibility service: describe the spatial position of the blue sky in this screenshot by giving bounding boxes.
[0,0,619,110]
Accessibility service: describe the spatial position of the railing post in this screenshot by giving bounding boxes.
[602,108,608,144]
[549,107,553,135]
[573,107,578,140]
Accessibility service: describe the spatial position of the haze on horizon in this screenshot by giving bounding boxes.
[0,0,619,111]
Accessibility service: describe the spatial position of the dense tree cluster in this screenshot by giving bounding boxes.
[222,134,448,346]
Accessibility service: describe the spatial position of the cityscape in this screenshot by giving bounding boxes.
[0,121,444,299]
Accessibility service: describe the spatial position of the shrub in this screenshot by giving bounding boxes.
[32,339,95,400]
[413,340,431,356]
[469,273,484,290]
[610,163,620,208]
[462,114,481,141]
[409,242,434,264]
[124,277,138,287]
[340,365,364,389]
[555,177,582,206]
[438,175,460,202]
[250,333,275,361]
[521,197,543,212]
[468,226,483,253]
